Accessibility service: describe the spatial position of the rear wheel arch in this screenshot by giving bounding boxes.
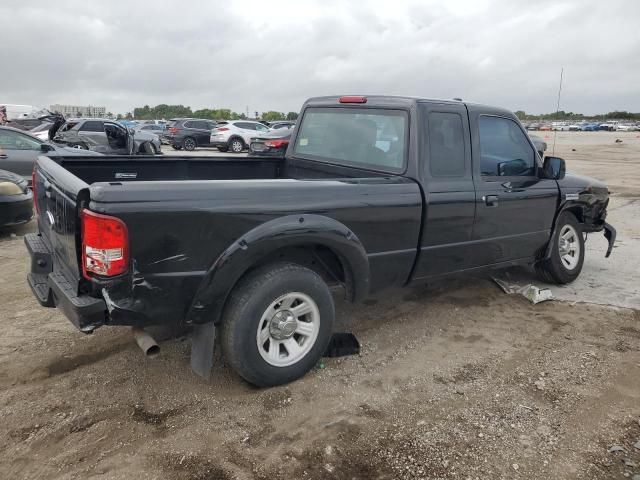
[185,215,369,326]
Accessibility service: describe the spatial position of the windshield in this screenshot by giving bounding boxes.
[293,107,407,172]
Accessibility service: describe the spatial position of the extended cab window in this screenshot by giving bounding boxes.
[293,107,407,172]
[428,112,465,177]
[479,116,535,177]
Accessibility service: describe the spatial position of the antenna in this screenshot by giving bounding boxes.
[552,67,564,155]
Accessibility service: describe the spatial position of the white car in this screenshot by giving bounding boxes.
[209,121,270,153]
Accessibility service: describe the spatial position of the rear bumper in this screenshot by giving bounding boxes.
[25,233,106,332]
[0,194,33,227]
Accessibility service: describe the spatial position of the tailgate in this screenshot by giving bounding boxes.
[33,156,90,282]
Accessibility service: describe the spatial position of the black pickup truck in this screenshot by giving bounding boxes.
[26,95,615,387]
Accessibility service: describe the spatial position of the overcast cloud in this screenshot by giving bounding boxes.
[1,0,639,115]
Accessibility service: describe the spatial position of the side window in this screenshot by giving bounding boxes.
[428,112,465,177]
[479,116,535,177]
[184,121,194,129]
[79,121,104,132]
[0,130,41,150]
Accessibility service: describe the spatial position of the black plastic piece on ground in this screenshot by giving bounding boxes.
[323,332,360,358]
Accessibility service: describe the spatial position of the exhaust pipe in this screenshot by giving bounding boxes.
[132,327,160,357]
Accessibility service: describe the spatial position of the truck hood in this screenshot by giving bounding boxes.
[558,172,608,193]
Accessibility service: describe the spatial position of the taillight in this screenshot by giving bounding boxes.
[264,139,289,148]
[339,96,367,104]
[168,127,179,134]
[215,127,229,132]
[81,209,129,279]
[32,168,39,213]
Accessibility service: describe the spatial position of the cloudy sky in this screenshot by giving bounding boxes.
[1,0,639,116]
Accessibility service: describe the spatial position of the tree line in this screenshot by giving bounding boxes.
[130,104,298,121]
[514,110,640,121]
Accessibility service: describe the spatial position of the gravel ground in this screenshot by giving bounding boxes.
[0,131,638,480]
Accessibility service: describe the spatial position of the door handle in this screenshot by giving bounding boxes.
[483,195,499,207]
[0,154,7,159]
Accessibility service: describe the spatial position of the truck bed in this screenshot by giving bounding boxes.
[53,155,381,184]
[32,154,423,330]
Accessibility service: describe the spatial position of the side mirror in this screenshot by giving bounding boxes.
[542,156,565,180]
[40,143,54,153]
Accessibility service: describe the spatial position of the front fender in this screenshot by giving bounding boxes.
[185,214,370,325]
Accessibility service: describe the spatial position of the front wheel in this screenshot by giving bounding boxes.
[536,212,585,284]
[221,263,334,387]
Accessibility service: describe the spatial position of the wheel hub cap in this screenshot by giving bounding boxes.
[269,310,296,340]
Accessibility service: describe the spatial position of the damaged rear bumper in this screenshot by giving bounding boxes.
[25,233,106,332]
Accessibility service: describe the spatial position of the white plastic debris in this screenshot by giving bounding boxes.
[492,277,553,304]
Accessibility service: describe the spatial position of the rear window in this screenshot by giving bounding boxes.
[79,121,104,132]
[293,107,407,172]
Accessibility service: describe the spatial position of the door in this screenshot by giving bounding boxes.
[189,120,206,146]
[469,112,558,266]
[77,120,108,151]
[104,122,130,154]
[412,102,477,279]
[0,128,41,181]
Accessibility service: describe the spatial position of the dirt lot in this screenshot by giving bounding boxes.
[1,132,639,479]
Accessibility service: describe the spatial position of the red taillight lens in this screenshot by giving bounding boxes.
[264,139,289,148]
[215,127,229,132]
[168,127,179,134]
[32,168,39,213]
[81,209,129,279]
[339,95,367,104]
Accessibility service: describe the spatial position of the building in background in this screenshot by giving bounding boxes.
[50,104,106,118]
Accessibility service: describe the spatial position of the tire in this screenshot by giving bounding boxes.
[217,146,228,152]
[228,137,244,153]
[141,142,155,155]
[535,212,585,284]
[183,137,197,151]
[221,262,334,387]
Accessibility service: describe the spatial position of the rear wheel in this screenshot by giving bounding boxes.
[221,263,334,387]
[228,137,244,153]
[536,212,585,284]
[183,137,196,151]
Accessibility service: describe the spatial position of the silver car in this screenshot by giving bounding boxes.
[209,121,271,153]
[54,118,162,155]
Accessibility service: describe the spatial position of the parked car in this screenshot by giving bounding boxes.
[209,120,271,153]
[539,124,552,131]
[163,118,217,151]
[0,168,33,228]
[528,134,547,158]
[248,126,293,157]
[0,125,102,183]
[135,123,166,135]
[581,123,599,131]
[598,123,616,131]
[26,95,615,387]
[568,125,581,131]
[53,118,162,154]
[269,121,296,130]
